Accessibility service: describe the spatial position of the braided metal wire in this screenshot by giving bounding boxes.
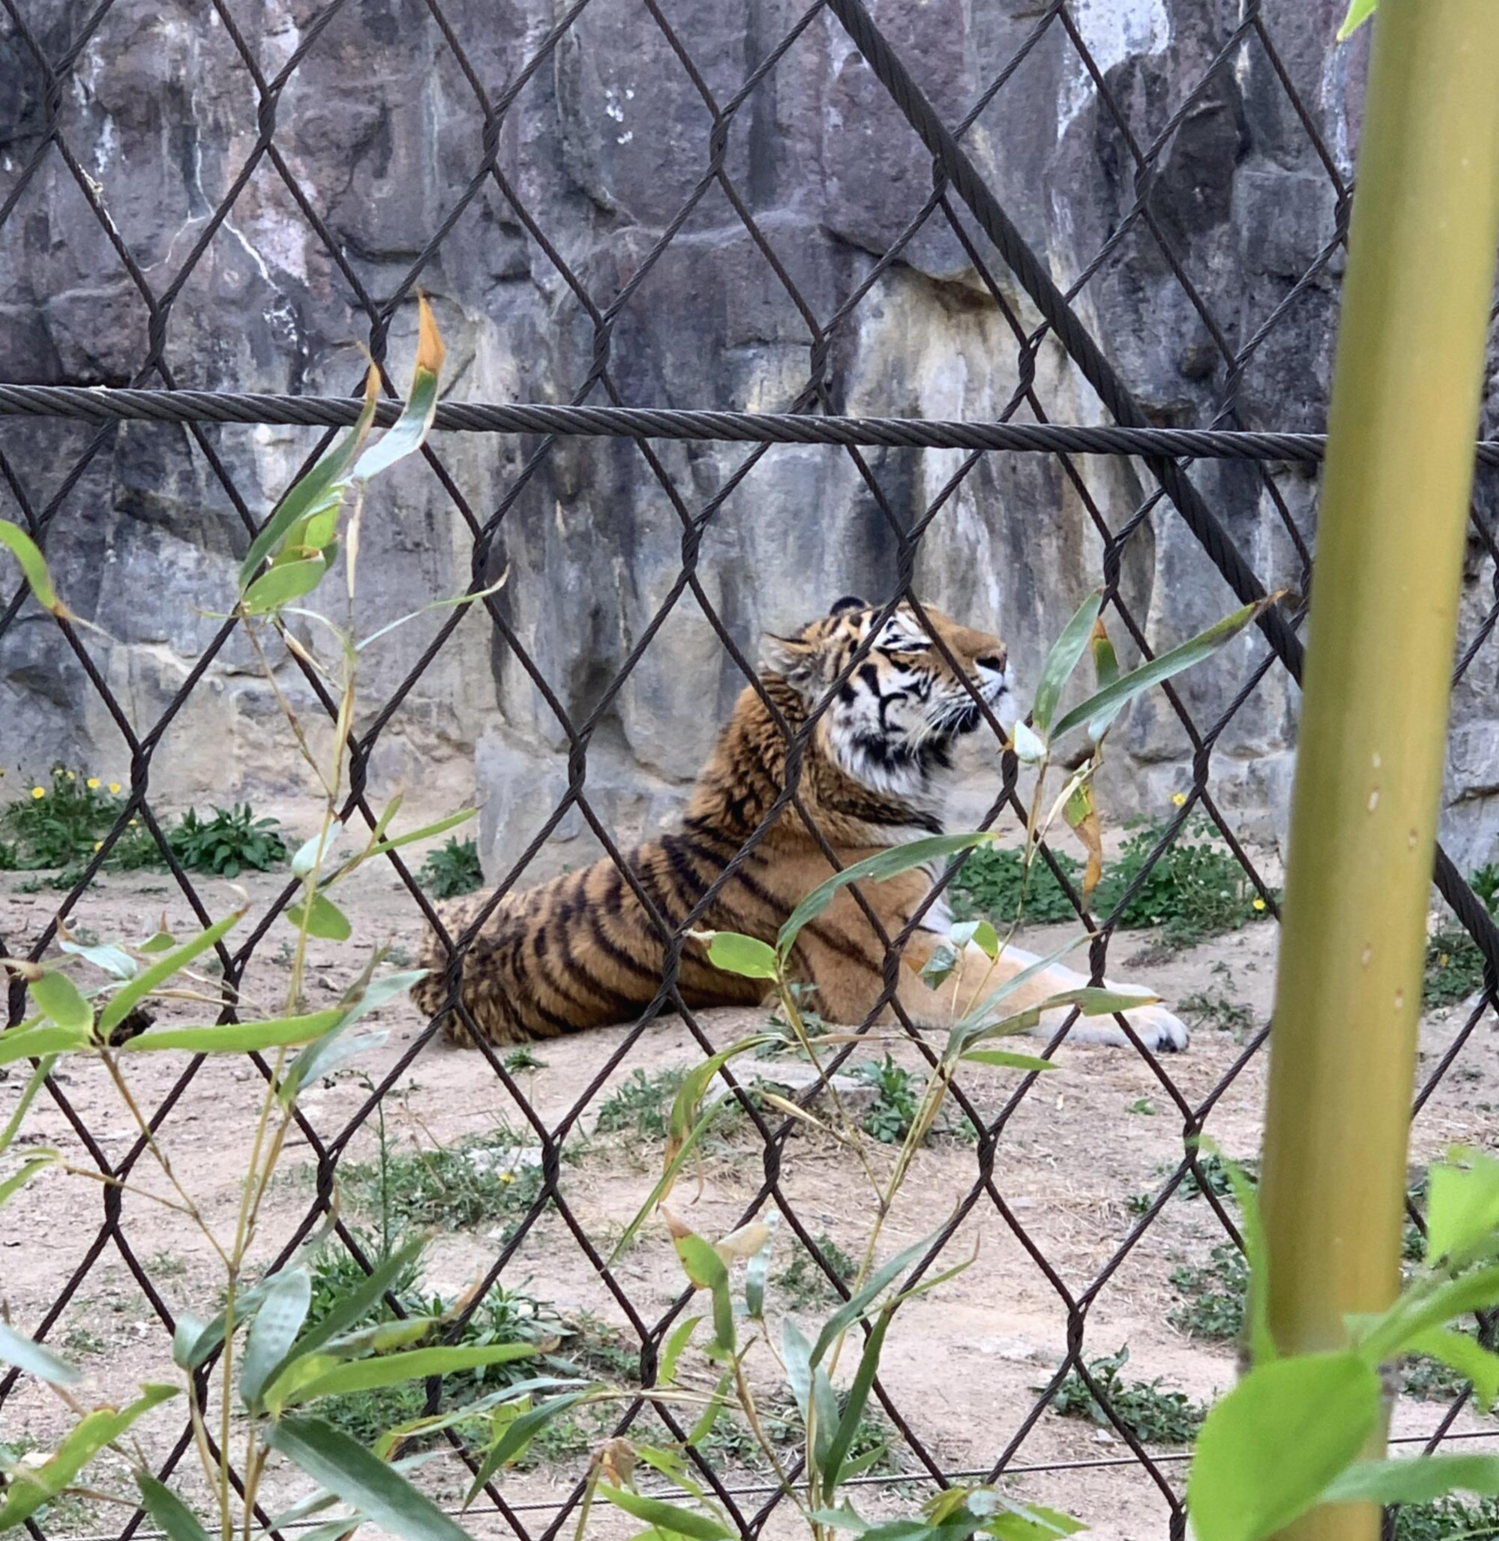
[3,3,1499,1541]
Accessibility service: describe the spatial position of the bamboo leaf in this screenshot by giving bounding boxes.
[704,932,780,981]
[172,1277,278,1371]
[1032,591,1103,734]
[285,892,352,942]
[278,1343,541,1409]
[745,1213,778,1319]
[597,1484,731,1541]
[259,1237,428,1402]
[135,1473,213,1541]
[0,1057,56,1157]
[0,1385,178,1531]
[242,1267,313,1409]
[658,1316,703,1388]
[1186,1354,1379,1541]
[1011,720,1047,764]
[464,1392,590,1503]
[1336,0,1377,42]
[674,1232,735,1357]
[1085,616,1123,743]
[0,1024,91,1067]
[281,970,425,1103]
[352,298,445,483]
[355,574,508,653]
[119,1009,344,1055]
[822,1306,893,1492]
[58,938,137,981]
[810,1230,942,1369]
[959,1049,1059,1073]
[29,970,92,1031]
[0,1149,62,1209]
[349,808,477,866]
[239,366,378,589]
[1052,596,1279,743]
[1322,1453,1499,1505]
[292,823,345,880]
[1405,1329,1499,1409]
[242,555,329,616]
[0,519,66,615]
[267,1416,475,1541]
[686,1367,734,1448]
[778,834,997,959]
[99,910,244,1034]
[0,1320,80,1386]
[1425,1148,1499,1267]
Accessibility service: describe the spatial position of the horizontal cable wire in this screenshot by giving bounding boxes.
[5,381,1499,465]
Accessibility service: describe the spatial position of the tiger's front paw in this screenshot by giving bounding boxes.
[1065,1003,1190,1053]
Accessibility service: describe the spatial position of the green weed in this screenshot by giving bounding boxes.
[1393,1494,1499,1541]
[1,766,122,868]
[1177,987,1254,1039]
[596,1067,686,1138]
[951,816,1272,948]
[853,1055,925,1144]
[420,835,484,899]
[1048,1347,1205,1444]
[503,1045,548,1073]
[772,1232,858,1309]
[1168,1246,1246,1342]
[342,1128,544,1232]
[170,804,287,877]
[1424,930,1487,1009]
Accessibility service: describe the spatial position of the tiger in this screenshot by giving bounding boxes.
[411,597,1189,1054]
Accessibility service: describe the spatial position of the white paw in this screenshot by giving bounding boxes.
[1056,1003,1190,1053]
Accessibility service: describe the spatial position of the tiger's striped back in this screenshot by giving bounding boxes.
[411,600,1014,1044]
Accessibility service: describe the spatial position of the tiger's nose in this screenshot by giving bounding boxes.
[977,650,1007,673]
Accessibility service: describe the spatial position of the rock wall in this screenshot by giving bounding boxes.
[2,0,1497,877]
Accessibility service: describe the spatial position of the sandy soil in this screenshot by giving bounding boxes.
[3,852,1497,1541]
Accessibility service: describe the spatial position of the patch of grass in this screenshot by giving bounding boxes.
[146,1249,189,1280]
[1393,1494,1499,1541]
[1178,1153,1257,1202]
[853,1055,924,1144]
[1048,1347,1205,1445]
[342,1128,544,1232]
[772,1232,858,1309]
[951,816,1273,948]
[1425,929,1487,1009]
[1168,1245,1246,1342]
[1177,987,1254,1039]
[170,804,287,877]
[595,1067,685,1138]
[301,1237,616,1447]
[61,1326,107,1356]
[1127,1098,1158,1116]
[503,1046,548,1073]
[420,836,484,899]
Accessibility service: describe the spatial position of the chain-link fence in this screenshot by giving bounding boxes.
[4,1,1499,1539]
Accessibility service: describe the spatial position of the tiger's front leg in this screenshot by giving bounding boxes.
[892,933,1189,1053]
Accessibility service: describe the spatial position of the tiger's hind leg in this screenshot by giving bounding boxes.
[411,894,532,1048]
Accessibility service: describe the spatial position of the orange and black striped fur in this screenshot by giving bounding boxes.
[411,599,1188,1053]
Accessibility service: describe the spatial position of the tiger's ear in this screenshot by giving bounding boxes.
[829,594,868,616]
[761,631,822,689]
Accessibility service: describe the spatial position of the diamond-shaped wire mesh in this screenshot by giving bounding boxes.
[3,1,1499,1539]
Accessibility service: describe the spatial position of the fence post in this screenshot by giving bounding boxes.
[1257,2,1499,1538]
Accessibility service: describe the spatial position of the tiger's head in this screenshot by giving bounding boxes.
[762,596,1016,797]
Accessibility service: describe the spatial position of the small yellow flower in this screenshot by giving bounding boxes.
[93,840,103,851]
[108,782,122,795]
[1171,792,1187,807]
[30,786,45,800]
[65,770,75,780]
[499,1172,515,1185]
[1252,898,1266,912]
[1439,953,1451,969]
[87,777,100,790]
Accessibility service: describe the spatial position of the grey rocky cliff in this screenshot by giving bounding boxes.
[2,0,1496,878]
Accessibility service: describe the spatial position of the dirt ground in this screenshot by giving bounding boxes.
[3,844,1498,1541]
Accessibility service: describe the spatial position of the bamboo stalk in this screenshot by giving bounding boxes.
[1258,4,1499,1539]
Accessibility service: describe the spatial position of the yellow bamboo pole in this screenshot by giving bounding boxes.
[1257,3,1499,1539]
